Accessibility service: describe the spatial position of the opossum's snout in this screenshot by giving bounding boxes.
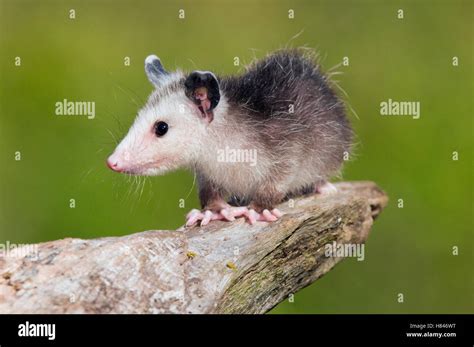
[106,150,133,173]
[106,155,123,172]
[106,147,164,176]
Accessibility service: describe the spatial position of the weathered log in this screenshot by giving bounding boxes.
[0,181,388,314]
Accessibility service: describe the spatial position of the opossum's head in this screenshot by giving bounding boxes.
[107,55,221,175]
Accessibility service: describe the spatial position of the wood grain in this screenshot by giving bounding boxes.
[0,181,388,314]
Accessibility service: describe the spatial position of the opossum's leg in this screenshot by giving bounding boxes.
[186,175,255,226]
[197,175,223,208]
[246,184,285,224]
[315,180,338,195]
[186,176,228,226]
[186,176,285,226]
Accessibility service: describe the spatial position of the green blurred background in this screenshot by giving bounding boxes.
[0,0,472,313]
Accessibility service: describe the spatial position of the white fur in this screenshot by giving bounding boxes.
[145,55,159,64]
[196,96,274,196]
[109,72,206,175]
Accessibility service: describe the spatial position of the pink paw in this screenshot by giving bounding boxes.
[185,207,283,227]
[315,182,338,195]
[185,209,219,227]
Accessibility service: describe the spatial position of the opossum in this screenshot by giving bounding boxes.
[107,49,352,226]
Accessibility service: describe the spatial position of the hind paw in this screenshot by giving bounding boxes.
[315,182,338,195]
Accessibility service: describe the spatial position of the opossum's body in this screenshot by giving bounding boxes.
[107,50,352,225]
[206,52,352,202]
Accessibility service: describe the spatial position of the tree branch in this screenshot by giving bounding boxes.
[0,181,388,314]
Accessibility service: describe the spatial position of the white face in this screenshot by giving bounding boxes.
[107,90,206,175]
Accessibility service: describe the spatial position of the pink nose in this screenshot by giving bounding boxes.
[106,157,122,172]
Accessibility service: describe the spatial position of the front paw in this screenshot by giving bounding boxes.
[185,206,251,227]
[185,206,283,227]
[185,209,220,227]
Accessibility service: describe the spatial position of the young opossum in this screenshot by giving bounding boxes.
[107,49,352,226]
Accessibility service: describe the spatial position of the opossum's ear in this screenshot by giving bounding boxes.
[184,71,220,123]
[145,55,168,87]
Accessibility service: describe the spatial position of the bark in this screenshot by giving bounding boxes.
[0,181,388,314]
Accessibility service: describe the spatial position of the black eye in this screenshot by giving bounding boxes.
[154,121,168,137]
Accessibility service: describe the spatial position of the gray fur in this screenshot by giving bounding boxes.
[145,55,168,87]
[214,50,352,208]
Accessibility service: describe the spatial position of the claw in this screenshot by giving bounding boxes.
[271,208,283,218]
[220,208,235,221]
[186,208,200,219]
[245,209,259,225]
[185,205,284,227]
[186,209,204,227]
[261,209,278,222]
[200,210,213,226]
[185,209,225,227]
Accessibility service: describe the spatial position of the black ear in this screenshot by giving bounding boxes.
[184,71,220,122]
[145,55,168,87]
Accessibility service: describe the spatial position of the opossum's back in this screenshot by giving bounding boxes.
[221,49,352,178]
[221,50,351,148]
[220,49,341,119]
